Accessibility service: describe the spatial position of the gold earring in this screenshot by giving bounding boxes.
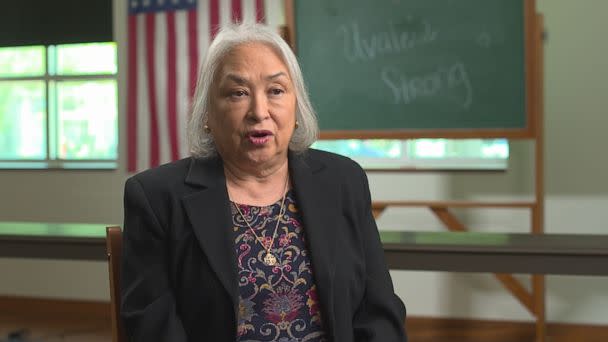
[295,120,299,129]
[204,124,211,133]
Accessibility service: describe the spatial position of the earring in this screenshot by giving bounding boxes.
[204,124,211,133]
[295,120,299,129]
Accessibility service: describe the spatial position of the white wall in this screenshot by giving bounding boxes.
[0,0,607,325]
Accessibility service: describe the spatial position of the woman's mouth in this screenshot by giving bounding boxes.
[247,130,273,146]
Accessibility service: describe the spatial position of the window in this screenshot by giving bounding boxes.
[0,42,118,168]
[312,138,508,170]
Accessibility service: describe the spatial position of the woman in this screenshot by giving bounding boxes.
[121,23,407,342]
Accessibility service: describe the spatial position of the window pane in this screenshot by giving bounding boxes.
[0,46,45,77]
[312,138,508,170]
[0,81,46,159]
[409,139,509,159]
[56,42,117,75]
[313,139,402,158]
[56,80,117,159]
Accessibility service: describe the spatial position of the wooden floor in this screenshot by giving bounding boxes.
[0,312,111,342]
[1,313,607,342]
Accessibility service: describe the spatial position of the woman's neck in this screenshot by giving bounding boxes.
[223,159,290,206]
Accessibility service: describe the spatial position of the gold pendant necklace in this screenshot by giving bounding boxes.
[263,253,277,266]
[233,175,288,267]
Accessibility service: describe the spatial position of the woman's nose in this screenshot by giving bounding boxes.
[247,92,270,122]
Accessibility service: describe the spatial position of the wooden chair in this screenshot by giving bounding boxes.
[106,226,127,342]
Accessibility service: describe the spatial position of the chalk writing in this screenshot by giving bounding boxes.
[337,19,439,63]
[381,62,473,109]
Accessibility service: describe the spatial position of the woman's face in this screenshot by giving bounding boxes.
[208,42,297,169]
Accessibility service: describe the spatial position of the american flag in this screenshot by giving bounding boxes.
[127,0,268,172]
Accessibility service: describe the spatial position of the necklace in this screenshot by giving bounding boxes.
[232,176,289,266]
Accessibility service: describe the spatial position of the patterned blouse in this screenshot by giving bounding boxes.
[231,190,327,342]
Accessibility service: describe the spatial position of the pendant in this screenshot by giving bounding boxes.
[263,253,277,266]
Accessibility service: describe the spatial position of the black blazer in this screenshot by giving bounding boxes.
[121,149,407,342]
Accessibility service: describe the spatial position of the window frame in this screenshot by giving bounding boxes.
[0,43,118,170]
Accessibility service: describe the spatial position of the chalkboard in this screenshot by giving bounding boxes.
[292,0,536,138]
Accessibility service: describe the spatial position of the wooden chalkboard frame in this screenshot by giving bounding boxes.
[285,0,538,140]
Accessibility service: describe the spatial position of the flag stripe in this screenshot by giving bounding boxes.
[188,9,199,100]
[266,1,281,28]
[210,0,220,38]
[220,0,231,28]
[231,0,242,22]
[242,0,255,24]
[176,10,190,158]
[155,13,171,164]
[256,0,265,23]
[197,0,211,64]
[127,15,138,172]
[136,15,150,171]
[145,14,160,167]
[166,12,179,161]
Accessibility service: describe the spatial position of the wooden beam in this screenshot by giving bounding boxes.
[495,274,535,315]
[429,207,467,232]
[372,207,387,220]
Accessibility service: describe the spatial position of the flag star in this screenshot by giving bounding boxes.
[171,0,179,4]
[130,0,138,8]
[157,0,165,5]
[142,0,150,7]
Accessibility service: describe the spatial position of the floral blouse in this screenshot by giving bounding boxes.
[231,190,327,342]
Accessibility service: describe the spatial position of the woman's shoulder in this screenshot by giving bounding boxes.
[130,157,192,182]
[298,148,366,179]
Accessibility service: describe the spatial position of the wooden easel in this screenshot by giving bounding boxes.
[371,9,547,342]
[285,1,546,341]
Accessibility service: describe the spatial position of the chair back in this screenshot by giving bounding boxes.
[106,226,127,342]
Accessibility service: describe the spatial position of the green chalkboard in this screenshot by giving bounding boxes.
[294,0,532,137]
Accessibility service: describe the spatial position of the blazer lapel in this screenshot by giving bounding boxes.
[289,152,338,339]
[181,157,239,319]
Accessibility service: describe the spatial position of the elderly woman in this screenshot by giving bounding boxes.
[121,23,406,342]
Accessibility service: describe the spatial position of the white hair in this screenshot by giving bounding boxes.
[187,22,319,158]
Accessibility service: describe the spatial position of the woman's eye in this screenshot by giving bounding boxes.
[230,90,248,98]
[269,88,284,96]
